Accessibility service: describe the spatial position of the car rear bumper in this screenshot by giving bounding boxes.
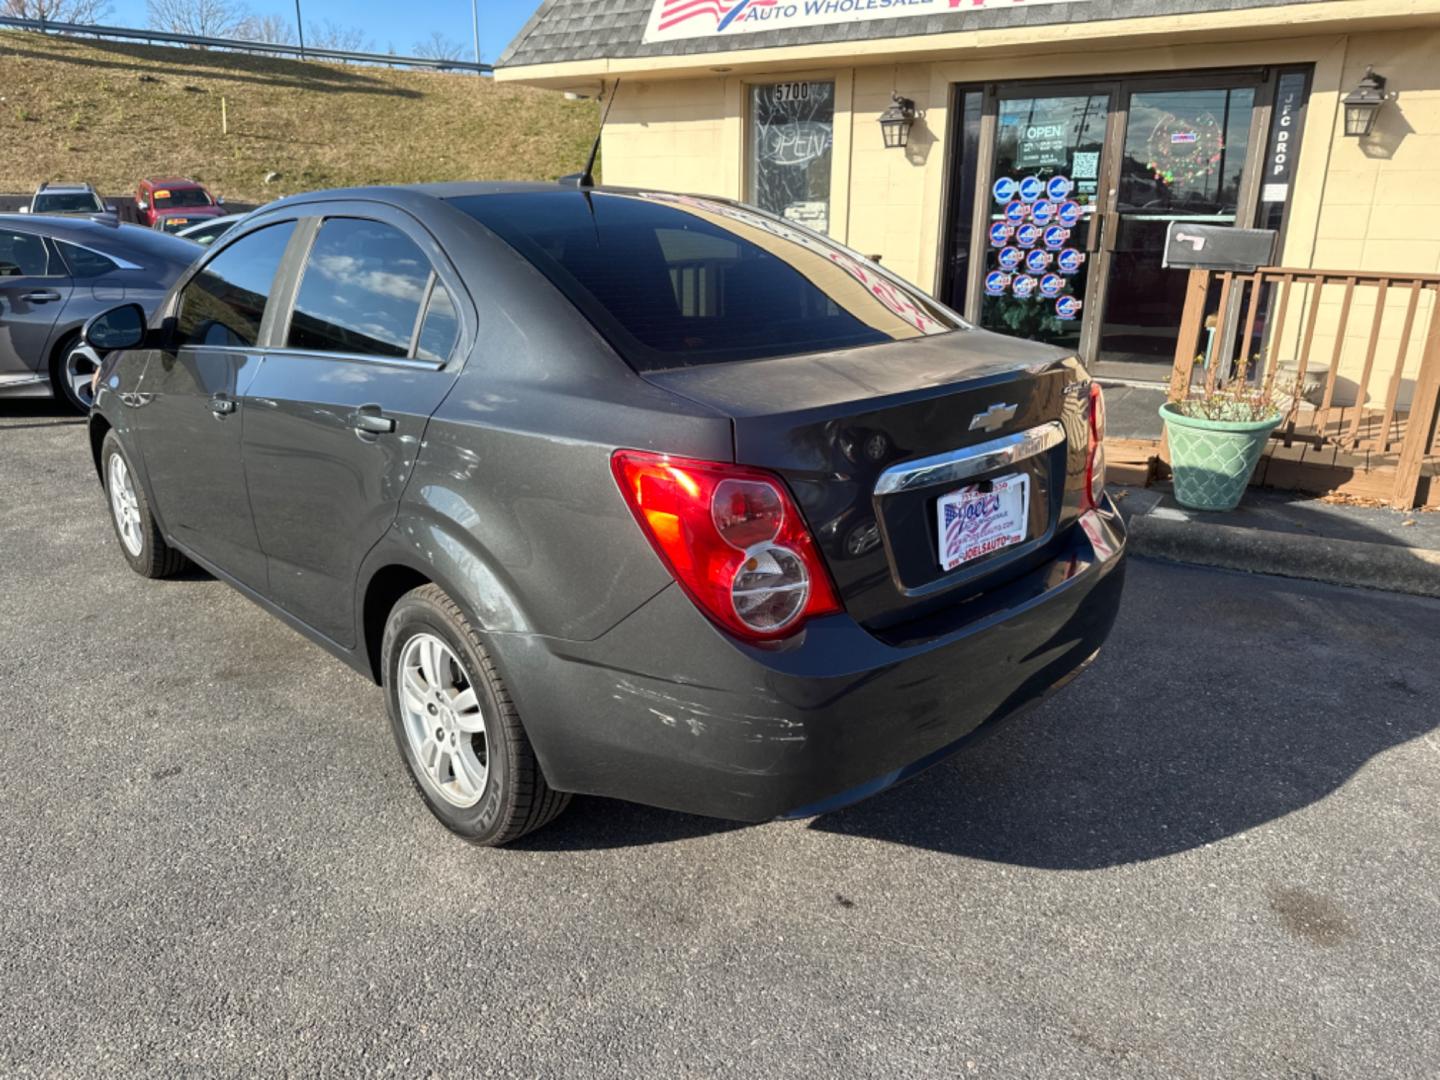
[490,502,1127,823]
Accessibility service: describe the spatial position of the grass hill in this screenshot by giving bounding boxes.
[0,30,598,203]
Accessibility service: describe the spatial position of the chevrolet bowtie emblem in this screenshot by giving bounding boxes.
[969,403,1018,433]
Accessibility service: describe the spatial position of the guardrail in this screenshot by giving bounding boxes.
[0,15,490,73]
[1168,266,1440,509]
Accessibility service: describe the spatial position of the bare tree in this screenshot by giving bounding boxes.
[305,19,371,52]
[146,0,251,38]
[412,30,464,62]
[235,11,294,44]
[1,0,113,21]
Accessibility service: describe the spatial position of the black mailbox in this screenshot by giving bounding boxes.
[1162,222,1277,273]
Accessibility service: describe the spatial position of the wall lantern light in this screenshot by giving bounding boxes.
[879,93,920,149]
[1342,66,1388,137]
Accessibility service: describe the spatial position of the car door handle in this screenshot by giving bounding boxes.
[209,396,236,415]
[21,290,62,303]
[350,408,395,435]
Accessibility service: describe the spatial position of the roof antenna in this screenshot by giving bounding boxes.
[576,78,619,188]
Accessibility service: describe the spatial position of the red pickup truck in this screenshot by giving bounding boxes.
[134,176,227,231]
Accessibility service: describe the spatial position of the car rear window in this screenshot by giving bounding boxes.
[448,190,960,370]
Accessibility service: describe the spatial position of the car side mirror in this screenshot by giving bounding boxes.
[85,303,147,351]
[216,196,226,205]
[17,206,28,214]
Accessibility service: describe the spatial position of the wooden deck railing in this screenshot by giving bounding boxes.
[1168,266,1440,509]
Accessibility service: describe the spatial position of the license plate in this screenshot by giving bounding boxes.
[936,473,1030,571]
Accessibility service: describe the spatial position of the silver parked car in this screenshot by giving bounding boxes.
[19,182,111,218]
[0,215,197,411]
[175,213,248,247]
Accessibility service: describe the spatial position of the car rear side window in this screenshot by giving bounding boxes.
[57,242,117,279]
[416,282,458,362]
[0,230,51,277]
[287,218,432,359]
[175,221,297,349]
[448,190,960,371]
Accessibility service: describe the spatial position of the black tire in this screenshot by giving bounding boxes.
[100,430,189,579]
[381,584,570,845]
[48,332,92,415]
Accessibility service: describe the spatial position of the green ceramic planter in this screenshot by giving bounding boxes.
[1160,402,1282,511]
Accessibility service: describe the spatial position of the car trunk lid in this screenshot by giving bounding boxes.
[643,330,1091,631]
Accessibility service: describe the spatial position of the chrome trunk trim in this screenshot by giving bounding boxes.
[873,420,1066,496]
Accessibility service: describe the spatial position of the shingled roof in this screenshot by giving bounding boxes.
[499,0,1324,69]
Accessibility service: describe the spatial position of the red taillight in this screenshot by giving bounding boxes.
[1083,381,1107,510]
[611,450,842,642]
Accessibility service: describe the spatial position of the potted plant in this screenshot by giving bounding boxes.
[1160,356,1293,512]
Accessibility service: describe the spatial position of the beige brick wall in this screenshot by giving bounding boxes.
[1301,28,1440,276]
[1272,27,1440,404]
[602,77,741,198]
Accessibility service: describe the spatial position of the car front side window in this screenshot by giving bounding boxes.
[174,221,297,349]
[286,218,432,359]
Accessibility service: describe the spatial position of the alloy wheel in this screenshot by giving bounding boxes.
[397,633,490,808]
[64,347,98,409]
[107,452,143,557]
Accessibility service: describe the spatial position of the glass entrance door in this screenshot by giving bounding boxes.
[960,72,1272,380]
[977,92,1110,355]
[1094,85,1258,378]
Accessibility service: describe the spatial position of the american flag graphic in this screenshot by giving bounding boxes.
[943,501,969,563]
[656,0,778,33]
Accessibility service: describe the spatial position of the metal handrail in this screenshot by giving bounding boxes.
[0,15,491,73]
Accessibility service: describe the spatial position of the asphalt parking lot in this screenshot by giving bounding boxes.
[2,401,1438,1078]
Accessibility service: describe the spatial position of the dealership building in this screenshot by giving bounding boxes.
[496,0,1440,384]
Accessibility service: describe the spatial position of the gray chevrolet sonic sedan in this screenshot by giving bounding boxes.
[84,182,1126,845]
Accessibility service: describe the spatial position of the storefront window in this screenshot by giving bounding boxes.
[749,81,835,235]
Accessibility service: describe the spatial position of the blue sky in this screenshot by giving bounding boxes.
[106,0,542,62]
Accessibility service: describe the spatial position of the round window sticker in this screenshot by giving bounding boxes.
[1055,295,1083,320]
[992,176,1018,203]
[1014,223,1041,248]
[1047,175,1074,200]
[1004,200,1028,225]
[1025,249,1052,273]
[1011,274,1038,299]
[996,246,1023,271]
[1030,201,1055,226]
[988,221,1012,247]
[1056,200,1082,228]
[985,270,1012,296]
[1039,273,1065,298]
[1017,176,1043,203]
[1057,248,1086,275]
[1043,225,1071,250]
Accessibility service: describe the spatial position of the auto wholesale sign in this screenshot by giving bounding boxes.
[643,0,1088,44]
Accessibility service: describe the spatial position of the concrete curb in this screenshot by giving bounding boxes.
[1128,514,1440,599]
